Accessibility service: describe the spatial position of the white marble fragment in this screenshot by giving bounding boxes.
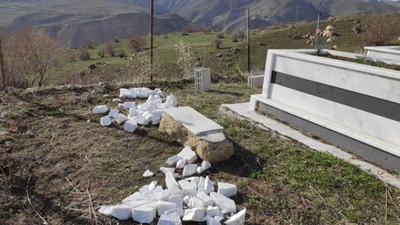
[195,192,213,207]
[160,167,175,174]
[224,208,246,225]
[169,194,183,216]
[165,95,178,108]
[124,102,136,109]
[143,170,154,177]
[185,177,200,185]
[122,192,145,203]
[182,208,206,222]
[166,155,181,166]
[206,206,221,217]
[157,201,177,216]
[178,180,197,196]
[204,176,214,194]
[109,109,119,118]
[197,166,204,174]
[217,182,237,197]
[189,196,206,208]
[176,160,186,169]
[207,217,222,225]
[112,98,123,103]
[183,195,191,206]
[198,177,205,193]
[182,164,197,177]
[100,116,112,127]
[157,210,182,225]
[132,203,157,223]
[128,107,138,118]
[177,146,198,164]
[116,113,128,124]
[93,105,108,114]
[165,172,181,191]
[201,161,212,171]
[209,192,236,214]
[120,88,136,99]
[124,120,138,133]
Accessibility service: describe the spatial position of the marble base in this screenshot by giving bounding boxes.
[365,46,400,64]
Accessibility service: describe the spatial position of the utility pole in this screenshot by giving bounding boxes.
[316,12,321,55]
[150,0,154,81]
[247,8,250,73]
[0,29,6,92]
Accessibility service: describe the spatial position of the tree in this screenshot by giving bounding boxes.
[106,40,116,57]
[362,14,399,46]
[8,26,68,87]
[129,34,146,52]
[174,40,196,79]
[0,28,6,91]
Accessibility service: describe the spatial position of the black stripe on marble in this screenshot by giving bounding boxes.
[271,71,400,122]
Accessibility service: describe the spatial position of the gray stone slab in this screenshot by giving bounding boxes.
[165,106,223,136]
[220,102,400,189]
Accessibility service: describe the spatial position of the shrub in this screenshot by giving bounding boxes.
[129,34,146,52]
[231,31,245,42]
[214,38,222,49]
[202,27,211,34]
[97,48,105,58]
[362,14,399,46]
[174,40,196,79]
[118,50,126,58]
[216,33,224,39]
[79,46,90,60]
[106,41,116,57]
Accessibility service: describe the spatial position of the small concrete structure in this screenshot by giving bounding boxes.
[249,49,400,173]
[194,67,211,92]
[247,75,264,88]
[365,46,400,63]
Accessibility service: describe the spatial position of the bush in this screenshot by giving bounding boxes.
[97,48,105,58]
[118,50,126,58]
[362,14,399,46]
[214,38,222,49]
[231,31,245,42]
[175,40,196,79]
[202,27,211,34]
[106,41,116,57]
[129,34,146,52]
[216,33,224,39]
[79,46,90,60]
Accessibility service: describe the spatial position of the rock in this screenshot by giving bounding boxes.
[128,107,138,118]
[198,177,205,193]
[224,208,246,225]
[217,53,223,58]
[158,210,182,225]
[109,109,119,118]
[189,195,206,208]
[93,105,108,114]
[132,203,157,223]
[217,182,237,197]
[160,167,175,174]
[166,172,181,190]
[196,166,204,174]
[204,176,214,194]
[122,192,145,203]
[165,95,178,108]
[124,102,136,109]
[176,160,186,169]
[120,88,136,98]
[124,120,138,133]
[157,201,177,216]
[206,206,221,217]
[257,42,265,46]
[183,195,191,205]
[101,116,112,127]
[116,114,128,125]
[183,208,206,222]
[169,195,184,216]
[89,64,96,70]
[166,155,181,166]
[195,192,213,207]
[178,180,197,196]
[201,161,211,171]
[159,113,234,163]
[182,164,197,177]
[207,217,222,225]
[209,192,236,214]
[143,170,154,177]
[112,98,123,103]
[177,146,198,164]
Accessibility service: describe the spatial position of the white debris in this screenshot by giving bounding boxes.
[112,98,123,103]
[183,195,191,206]
[204,176,214,194]
[182,208,206,222]
[143,170,154,177]
[169,194,184,216]
[209,192,236,214]
[182,164,197,177]
[189,196,206,208]
[176,160,186,169]
[158,210,182,225]
[207,217,222,225]
[185,177,200,185]
[132,203,157,223]
[109,109,119,118]
[122,192,145,203]
[206,206,222,217]
[160,167,175,174]
[201,161,212,171]
[128,107,138,118]
[178,180,197,196]
[198,177,205,193]
[165,95,178,108]
[166,155,181,166]
[116,113,128,124]
[165,172,181,191]
[195,192,213,207]
[177,146,198,164]
[93,105,108,114]
[124,120,138,133]
[120,88,136,99]
[157,201,177,216]
[124,102,136,109]
[224,208,246,225]
[98,205,131,220]
[197,166,204,174]
[217,182,237,197]
[100,116,112,127]
[140,185,152,195]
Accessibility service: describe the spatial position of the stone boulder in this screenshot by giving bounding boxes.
[159,110,233,163]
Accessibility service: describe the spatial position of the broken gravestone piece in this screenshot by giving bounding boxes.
[159,107,234,163]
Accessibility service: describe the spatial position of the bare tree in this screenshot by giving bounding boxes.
[8,26,68,87]
[129,34,146,52]
[0,28,6,91]
[362,14,399,46]
[106,40,116,57]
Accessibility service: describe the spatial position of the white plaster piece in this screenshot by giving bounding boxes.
[109,109,119,118]
[166,155,181,166]
[124,102,136,109]
[160,167,175,174]
[177,146,198,164]
[178,180,197,196]
[182,208,206,222]
[224,208,246,225]
[93,105,108,114]
[116,113,128,125]
[132,203,157,223]
[176,160,186,169]
[143,170,154,177]
[100,116,111,127]
[157,201,177,216]
[182,164,197,177]
[217,182,237,197]
[157,210,182,225]
[204,176,214,194]
[124,120,138,133]
[201,161,212,171]
[209,192,236,214]
[165,172,181,191]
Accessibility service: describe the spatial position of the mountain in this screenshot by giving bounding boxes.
[0,0,399,47]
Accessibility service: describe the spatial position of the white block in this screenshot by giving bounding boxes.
[178,180,197,196]
[124,120,138,133]
[122,192,145,203]
[100,116,112,127]
[165,172,181,191]
[132,115,148,126]
[196,192,213,207]
[196,166,204,174]
[140,185,152,195]
[120,88,136,98]
[98,204,133,220]
[112,98,123,103]
[177,146,198,164]
[206,206,221,217]
[189,196,206,208]
[93,105,108,114]
[176,160,186,169]
[132,203,157,223]
[207,217,222,225]
[124,102,136,109]
[198,177,205,193]
[204,176,214,194]
[185,177,200,185]
[149,181,157,192]
[201,161,212,171]
[158,210,182,225]
[157,201,177,216]
[183,208,206,222]
[116,113,128,124]
[154,185,164,193]
[109,109,119,118]
[183,195,190,206]
[165,95,178,108]
[217,182,237,197]
[143,170,154,177]
[169,194,183,216]
[128,107,138,118]
[209,192,236,214]
[182,164,197,177]
[160,167,175,174]
[166,155,181,166]
[224,208,246,225]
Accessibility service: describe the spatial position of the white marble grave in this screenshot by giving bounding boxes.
[365,46,400,63]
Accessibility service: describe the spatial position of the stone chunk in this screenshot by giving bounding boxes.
[206,206,221,217]
[93,105,108,114]
[207,217,222,225]
[178,180,197,196]
[157,201,177,216]
[201,161,212,171]
[204,176,214,194]
[196,192,213,207]
[160,167,175,174]
[176,160,186,169]
[224,208,246,225]
[165,172,181,191]
[116,113,128,124]
[124,102,136,109]
[101,116,112,127]
[122,192,145,203]
[209,192,236,214]
[109,109,119,118]
[182,164,197,177]
[143,170,154,177]
[196,166,204,174]
[166,155,181,166]
[217,182,237,197]
[132,203,157,223]
[124,120,138,133]
[158,210,182,225]
[169,194,184,216]
[177,146,198,164]
[120,88,135,98]
[182,208,206,222]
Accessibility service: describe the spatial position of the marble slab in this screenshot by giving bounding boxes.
[165,106,223,136]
